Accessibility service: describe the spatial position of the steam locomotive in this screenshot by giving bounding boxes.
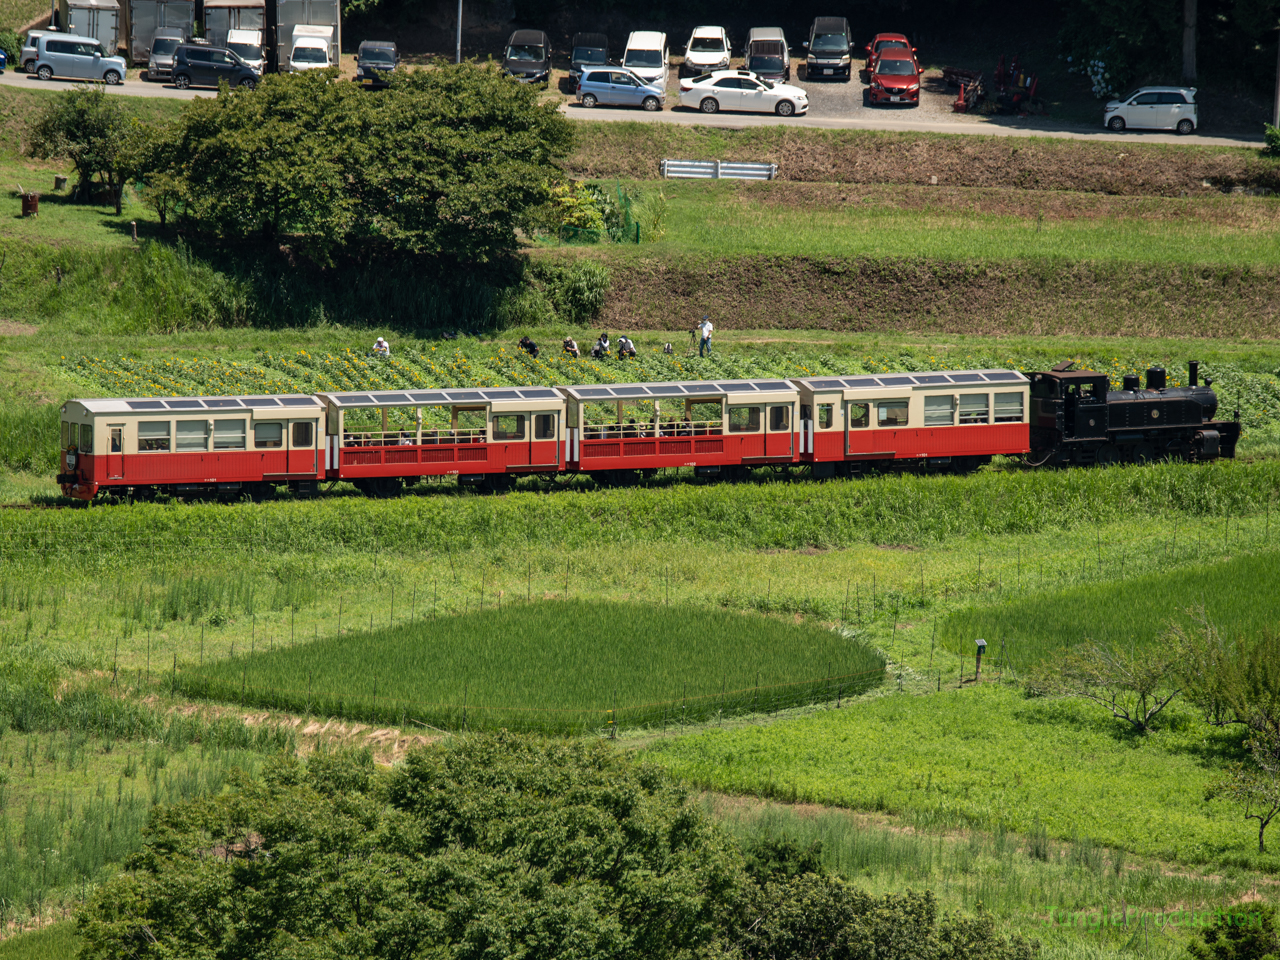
[1027,360,1239,466]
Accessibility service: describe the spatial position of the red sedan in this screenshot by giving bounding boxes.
[864,32,912,73]
[867,48,921,105]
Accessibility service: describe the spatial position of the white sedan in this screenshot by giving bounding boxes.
[679,69,808,116]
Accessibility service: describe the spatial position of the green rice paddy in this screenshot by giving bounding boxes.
[938,551,1280,669]
[179,601,886,733]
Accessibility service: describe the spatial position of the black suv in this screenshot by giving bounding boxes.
[569,32,608,82]
[803,16,853,81]
[355,39,398,87]
[172,44,258,89]
[502,29,551,83]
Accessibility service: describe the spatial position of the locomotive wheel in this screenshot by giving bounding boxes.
[1095,444,1119,466]
[1131,443,1158,464]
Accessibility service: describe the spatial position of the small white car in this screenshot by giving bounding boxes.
[679,69,808,116]
[682,26,730,76]
[1103,86,1198,134]
[623,30,668,86]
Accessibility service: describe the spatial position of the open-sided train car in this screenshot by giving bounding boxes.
[792,368,1031,475]
[57,394,324,500]
[317,387,564,496]
[560,378,800,484]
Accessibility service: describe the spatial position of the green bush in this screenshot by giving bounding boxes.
[0,30,21,69]
[1265,123,1280,158]
[525,257,611,325]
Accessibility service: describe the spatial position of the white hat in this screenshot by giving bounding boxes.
[376,337,385,343]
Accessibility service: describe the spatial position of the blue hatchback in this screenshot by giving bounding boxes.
[577,67,665,110]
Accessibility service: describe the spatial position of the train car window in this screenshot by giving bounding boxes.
[728,405,761,433]
[769,405,790,431]
[213,419,247,450]
[994,392,1024,423]
[177,420,210,451]
[79,423,93,452]
[877,401,909,428]
[1078,383,1098,399]
[818,404,835,429]
[924,395,955,426]
[254,422,284,448]
[534,414,556,440]
[110,428,122,453]
[958,394,989,424]
[327,405,341,435]
[848,402,870,428]
[492,415,526,440]
[61,421,70,450]
[292,422,314,447]
[138,421,171,452]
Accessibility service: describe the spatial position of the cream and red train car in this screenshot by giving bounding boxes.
[57,394,325,500]
[316,387,565,495]
[560,377,800,483]
[792,368,1030,475]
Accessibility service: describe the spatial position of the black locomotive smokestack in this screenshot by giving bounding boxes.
[1189,360,1199,387]
[1146,366,1166,390]
[1123,374,1140,392]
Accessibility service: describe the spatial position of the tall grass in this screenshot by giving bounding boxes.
[0,923,81,959]
[7,459,1279,557]
[938,551,1280,667]
[0,407,57,473]
[179,601,886,733]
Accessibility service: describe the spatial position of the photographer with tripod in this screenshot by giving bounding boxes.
[695,316,713,357]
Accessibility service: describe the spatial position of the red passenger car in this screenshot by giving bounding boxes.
[318,387,565,495]
[561,378,800,483]
[793,369,1030,475]
[57,394,325,500]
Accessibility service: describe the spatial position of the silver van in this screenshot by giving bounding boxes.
[21,30,51,72]
[746,27,789,81]
[35,33,127,82]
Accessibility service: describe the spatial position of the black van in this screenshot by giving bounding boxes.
[570,32,609,81]
[803,16,853,81]
[502,29,551,83]
[746,27,789,81]
[172,44,258,89]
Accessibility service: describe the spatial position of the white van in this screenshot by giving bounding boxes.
[623,30,668,86]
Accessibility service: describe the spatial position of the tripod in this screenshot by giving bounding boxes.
[685,328,699,358]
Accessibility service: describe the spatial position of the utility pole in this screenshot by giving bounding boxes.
[1182,0,1197,82]
[456,0,462,63]
[1274,24,1280,128]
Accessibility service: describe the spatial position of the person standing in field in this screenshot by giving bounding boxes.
[698,317,713,357]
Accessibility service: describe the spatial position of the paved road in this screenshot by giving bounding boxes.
[0,69,202,99]
[1,66,1260,148]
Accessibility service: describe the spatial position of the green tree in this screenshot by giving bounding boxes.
[1189,901,1280,960]
[26,87,135,214]
[1030,640,1181,734]
[76,735,1039,960]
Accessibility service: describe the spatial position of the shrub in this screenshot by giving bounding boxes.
[0,29,21,69]
[1264,123,1280,158]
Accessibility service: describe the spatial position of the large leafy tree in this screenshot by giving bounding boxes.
[26,86,136,214]
[135,64,573,264]
[76,735,1038,960]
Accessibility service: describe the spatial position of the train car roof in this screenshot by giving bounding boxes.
[791,369,1028,391]
[316,388,561,408]
[65,394,323,414]
[558,378,796,401]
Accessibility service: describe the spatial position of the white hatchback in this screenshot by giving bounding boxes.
[679,69,808,116]
[1103,86,1198,134]
[682,26,731,76]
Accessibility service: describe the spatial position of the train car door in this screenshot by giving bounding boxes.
[530,412,558,467]
[765,403,793,458]
[492,412,531,467]
[288,419,317,474]
[107,424,124,479]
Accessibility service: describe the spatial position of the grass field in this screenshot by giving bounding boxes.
[178,601,886,732]
[938,551,1280,667]
[0,923,80,959]
[645,683,1268,870]
[600,180,1280,266]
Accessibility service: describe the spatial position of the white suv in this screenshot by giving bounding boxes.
[1103,86,1197,135]
[682,26,730,76]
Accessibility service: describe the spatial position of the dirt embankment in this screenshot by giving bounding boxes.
[566,125,1280,197]
[591,255,1280,339]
